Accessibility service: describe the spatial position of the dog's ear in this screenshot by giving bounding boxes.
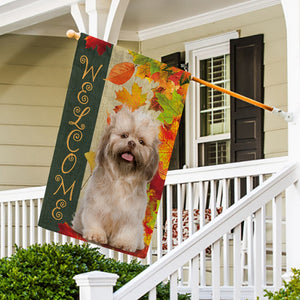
[144,139,160,182]
[96,111,118,166]
[96,124,112,166]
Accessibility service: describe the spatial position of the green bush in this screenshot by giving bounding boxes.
[264,268,300,299]
[0,243,190,300]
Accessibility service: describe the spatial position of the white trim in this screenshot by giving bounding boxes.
[0,0,81,36]
[196,133,230,144]
[138,0,280,41]
[185,31,239,61]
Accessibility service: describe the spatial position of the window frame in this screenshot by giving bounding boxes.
[185,31,239,167]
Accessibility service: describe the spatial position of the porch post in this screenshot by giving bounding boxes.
[74,271,119,300]
[281,0,300,272]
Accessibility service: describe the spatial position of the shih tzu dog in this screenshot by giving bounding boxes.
[72,106,160,252]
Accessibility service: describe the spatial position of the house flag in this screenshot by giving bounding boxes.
[38,33,191,258]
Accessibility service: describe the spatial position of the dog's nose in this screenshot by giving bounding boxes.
[128,140,136,148]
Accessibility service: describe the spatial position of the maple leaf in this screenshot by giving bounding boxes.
[180,71,192,85]
[157,91,184,124]
[158,118,180,170]
[106,62,135,85]
[168,70,185,85]
[115,82,147,111]
[85,151,96,172]
[176,83,189,97]
[149,94,163,112]
[129,50,153,65]
[135,63,151,81]
[85,36,112,56]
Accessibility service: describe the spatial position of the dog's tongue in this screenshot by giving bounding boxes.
[121,153,134,162]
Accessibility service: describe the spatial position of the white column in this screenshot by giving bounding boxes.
[74,271,119,300]
[281,0,300,272]
[85,0,110,39]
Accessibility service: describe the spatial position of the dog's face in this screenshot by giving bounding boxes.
[97,107,160,181]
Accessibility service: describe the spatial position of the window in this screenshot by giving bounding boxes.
[198,54,230,166]
[185,31,239,167]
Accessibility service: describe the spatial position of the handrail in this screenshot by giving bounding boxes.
[0,186,46,202]
[165,156,288,184]
[114,162,298,300]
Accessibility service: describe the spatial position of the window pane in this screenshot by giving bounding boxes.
[199,54,230,138]
[198,140,230,167]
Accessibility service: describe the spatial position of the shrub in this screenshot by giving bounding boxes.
[0,243,190,300]
[264,268,300,299]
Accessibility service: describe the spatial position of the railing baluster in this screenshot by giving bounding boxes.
[254,208,263,299]
[261,204,267,286]
[187,182,193,233]
[156,202,163,259]
[170,271,178,300]
[7,201,12,257]
[45,229,51,244]
[234,177,240,203]
[222,178,229,286]
[37,198,43,244]
[246,176,254,285]
[212,241,221,300]
[191,255,199,300]
[166,184,173,252]
[1,202,5,258]
[146,239,152,265]
[22,200,27,248]
[198,181,206,286]
[273,194,283,290]
[148,287,156,300]
[15,200,20,247]
[233,224,242,300]
[30,199,35,245]
[210,180,216,219]
[62,234,68,244]
[177,184,183,285]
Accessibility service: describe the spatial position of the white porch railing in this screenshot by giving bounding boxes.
[110,161,296,300]
[0,156,294,299]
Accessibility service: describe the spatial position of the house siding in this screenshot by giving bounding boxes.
[140,4,288,161]
[0,35,139,190]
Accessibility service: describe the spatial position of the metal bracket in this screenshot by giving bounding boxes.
[271,107,293,122]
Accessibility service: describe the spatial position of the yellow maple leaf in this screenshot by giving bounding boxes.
[115,82,147,111]
[135,63,151,81]
[85,151,96,172]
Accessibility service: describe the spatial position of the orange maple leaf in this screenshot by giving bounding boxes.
[115,82,147,111]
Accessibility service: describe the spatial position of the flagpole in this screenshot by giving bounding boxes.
[65,29,293,122]
[191,76,292,122]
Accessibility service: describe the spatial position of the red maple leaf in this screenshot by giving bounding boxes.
[85,36,112,56]
[58,223,87,242]
[168,70,184,85]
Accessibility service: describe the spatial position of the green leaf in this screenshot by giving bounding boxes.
[157,91,184,124]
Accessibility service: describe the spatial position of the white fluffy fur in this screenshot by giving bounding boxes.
[72,107,160,252]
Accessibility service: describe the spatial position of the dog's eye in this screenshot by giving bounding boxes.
[139,139,145,145]
[121,133,128,139]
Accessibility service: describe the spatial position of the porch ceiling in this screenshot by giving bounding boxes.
[0,0,281,41]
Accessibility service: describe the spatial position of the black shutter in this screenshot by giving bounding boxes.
[161,52,185,170]
[230,34,264,162]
